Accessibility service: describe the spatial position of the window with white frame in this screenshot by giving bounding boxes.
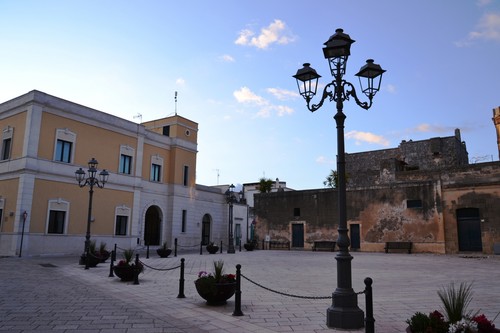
[115,205,131,236]
[119,145,134,175]
[1,126,14,161]
[46,199,69,234]
[150,155,163,182]
[54,129,76,163]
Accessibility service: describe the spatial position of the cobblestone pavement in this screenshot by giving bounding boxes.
[1,250,499,332]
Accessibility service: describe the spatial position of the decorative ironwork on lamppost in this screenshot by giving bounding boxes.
[293,28,385,329]
[225,184,237,254]
[75,158,109,269]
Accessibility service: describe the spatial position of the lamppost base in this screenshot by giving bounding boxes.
[227,244,236,254]
[326,291,364,329]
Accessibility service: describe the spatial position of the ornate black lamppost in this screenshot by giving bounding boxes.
[293,28,385,329]
[75,158,109,269]
[225,184,237,254]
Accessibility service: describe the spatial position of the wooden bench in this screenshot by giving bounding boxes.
[268,240,290,250]
[385,241,412,254]
[312,241,336,252]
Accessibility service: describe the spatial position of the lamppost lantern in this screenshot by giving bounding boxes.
[99,169,109,185]
[75,167,85,184]
[293,63,321,102]
[293,28,386,330]
[75,157,108,269]
[355,59,386,99]
[322,28,355,78]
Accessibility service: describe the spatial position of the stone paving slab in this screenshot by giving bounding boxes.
[1,250,499,332]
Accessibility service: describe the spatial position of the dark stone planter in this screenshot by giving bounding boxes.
[206,245,219,254]
[156,248,172,258]
[113,265,142,282]
[194,280,236,305]
[79,253,100,267]
[243,243,254,251]
[99,251,110,263]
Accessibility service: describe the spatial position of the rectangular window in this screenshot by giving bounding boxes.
[151,163,161,182]
[183,165,189,186]
[119,154,132,174]
[293,207,301,217]
[48,210,65,234]
[1,138,11,160]
[181,210,187,233]
[163,125,170,136]
[115,215,128,236]
[55,139,72,163]
[407,199,423,209]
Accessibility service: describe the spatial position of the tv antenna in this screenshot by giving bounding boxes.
[133,113,142,123]
[174,91,178,115]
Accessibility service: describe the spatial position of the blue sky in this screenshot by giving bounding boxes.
[1,1,499,190]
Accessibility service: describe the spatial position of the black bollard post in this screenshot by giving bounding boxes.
[200,241,203,255]
[364,277,375,333]
[114,243,117,260]
[233,264,243,316]
[174,238,178,257]
[109,249,115,277]
[177,258,186,298]
[146,244,150,259]
[220,240,223,254]
[133,254,140,285]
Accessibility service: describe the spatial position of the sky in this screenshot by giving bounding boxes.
[1,0,499,190]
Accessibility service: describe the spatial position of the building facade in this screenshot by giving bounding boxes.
[254,130,500,254]
[0,91,232,256]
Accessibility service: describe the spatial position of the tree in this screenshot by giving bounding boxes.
[258,177,273,193]
[323,170,338,188]
[323,170,349,188]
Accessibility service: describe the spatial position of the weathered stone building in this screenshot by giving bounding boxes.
[254,129,500,254]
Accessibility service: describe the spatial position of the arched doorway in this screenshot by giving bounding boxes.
[144,206,161,246]
[201,214,212,245]
[457,208,482,252]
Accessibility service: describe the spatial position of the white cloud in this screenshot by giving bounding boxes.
[220,54,235,62]
[413,123,456,134]
[316,155,335,165]
[346,130,390,146]
[233,87,294,117]
[235,19,295,49]
[175,78,186,86]
[455,12,500,46]
[233,86,266,105]
[386,84,397,94]
[267,87,299,100]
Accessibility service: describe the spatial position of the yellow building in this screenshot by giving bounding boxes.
[0,90,229,256]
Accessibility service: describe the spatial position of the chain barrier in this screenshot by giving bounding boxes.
[139,260,181,272]
[240,273,331,300]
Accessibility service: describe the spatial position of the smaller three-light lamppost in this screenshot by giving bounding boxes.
[75,158,109,269]
[293,28,385,329]
[225,184,242,254]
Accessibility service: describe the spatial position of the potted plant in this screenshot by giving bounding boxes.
[194,260,236,305]
[243,240,255,251]
[206,242,219,254]
[98,242,110,263]
[406,282,500,333]
[79,240,101,267]
[156,241,172,258]
[113,248,144,282]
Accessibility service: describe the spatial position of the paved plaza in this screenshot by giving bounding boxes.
[1,249,499,332]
